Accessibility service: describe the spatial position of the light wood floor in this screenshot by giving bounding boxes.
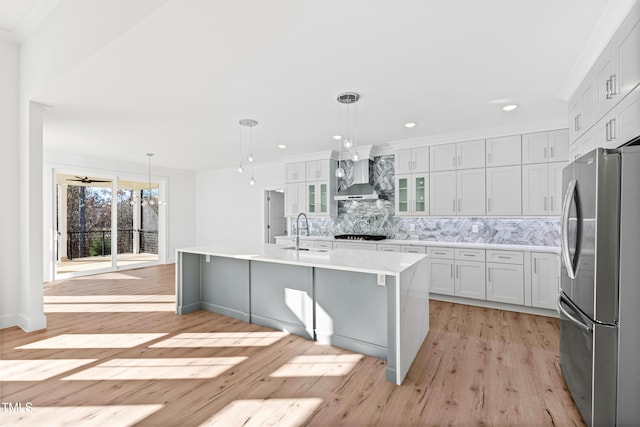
[0,264,585,426]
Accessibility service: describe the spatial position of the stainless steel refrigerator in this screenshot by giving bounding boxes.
[559,145,640,427]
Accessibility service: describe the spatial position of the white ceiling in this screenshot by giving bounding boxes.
[5,0,634,171]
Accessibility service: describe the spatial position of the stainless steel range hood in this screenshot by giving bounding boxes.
[334,159,388,201]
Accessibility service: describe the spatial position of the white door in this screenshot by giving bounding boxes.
[456,168,485,216]
[486,165,521,215]
[428,259,455,295]
[522,164,549,215]
[456,139,485,169]
[454,260,485,300]
[412,147,430,173]
[548,163,565,215]
[522,132,549,164]
[548,129,570,162]
[395,149,413,175]
[430,144,457,172]
[486,263,524,305]
[486,135,522,167]
[429,171,456,215]
[531,252,559,310]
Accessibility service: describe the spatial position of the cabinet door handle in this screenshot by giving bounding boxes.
[610,118,616,140]
[606,78,612,99]
[606,120,611,141]
[450,264,453,278]
[577,114,582,131]
[543,147,547,159]
[453,199,456,212]
[488,267,492,282]
[488,197,492,212]
[412,160,416,170]
[550,146,554,158]
[534,258,537,274]
[408,161,412,171]
[610,74,617,96]
[544,196,547,211]
[458,155,462,167]
[550,196,554,211]
[455,264,459,279]
[458,198,461,212]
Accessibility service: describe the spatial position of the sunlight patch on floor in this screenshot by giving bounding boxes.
[0,359,97,381]
[269,354,363,377]
[16,333,167,349]
[200,398,323,427]
[61,357,247,380]
[0,404,163,427]
[44,303,175,313]
[150,332,288,348]
[43,295,175,303]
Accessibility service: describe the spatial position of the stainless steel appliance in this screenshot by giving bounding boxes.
[559,144,640,426]
[334,234,386,241]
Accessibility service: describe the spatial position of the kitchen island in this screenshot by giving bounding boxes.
[175,244,429,385]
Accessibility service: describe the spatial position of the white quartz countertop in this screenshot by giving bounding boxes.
[177,244,426,276]
[274,235,560,254]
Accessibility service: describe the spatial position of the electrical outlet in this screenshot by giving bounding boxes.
[377,274,386,286]
[205,255,210,263]
[472,225,479,233]
[410,224,415,231]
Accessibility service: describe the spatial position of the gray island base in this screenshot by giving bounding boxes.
[175,244,429,385]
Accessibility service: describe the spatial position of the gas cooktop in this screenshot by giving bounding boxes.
[334,234,387,241]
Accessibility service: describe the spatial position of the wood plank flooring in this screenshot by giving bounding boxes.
[0,264,585,426]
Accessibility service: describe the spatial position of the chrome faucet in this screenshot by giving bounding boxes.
[295,212,309,251]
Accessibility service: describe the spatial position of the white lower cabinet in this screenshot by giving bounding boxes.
[428,258,455,295]
[378,244,401,252]
[402,246,426,254]
[333,241,378,251]
[454,260,486,300]
[531,252,559,310]
[486,249,524,305]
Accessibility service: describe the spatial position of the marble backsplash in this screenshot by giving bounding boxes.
[291,154,561,247]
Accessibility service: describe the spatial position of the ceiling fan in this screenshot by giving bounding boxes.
[66,176,112,184]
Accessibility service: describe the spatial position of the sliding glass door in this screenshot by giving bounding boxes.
[55,173,162,278]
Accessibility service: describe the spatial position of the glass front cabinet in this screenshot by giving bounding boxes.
[395,174,428,216]
[307,181,334,216]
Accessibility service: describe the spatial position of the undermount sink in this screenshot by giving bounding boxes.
[281,246,328,253]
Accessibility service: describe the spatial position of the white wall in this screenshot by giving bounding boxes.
[43,150,196,282]
[0,38,21,328]
[196,163,284,247]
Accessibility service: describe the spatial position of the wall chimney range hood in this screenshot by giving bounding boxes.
[334,156,388,201]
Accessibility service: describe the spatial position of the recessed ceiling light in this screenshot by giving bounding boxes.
[404,122,417,128]
[277,144,287,149]
[502,104,519,111]
[333,135,342,140]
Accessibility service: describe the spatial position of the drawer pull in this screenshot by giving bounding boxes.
[463,253,475,257]
[434,251,446,255]
[498,256,512,259]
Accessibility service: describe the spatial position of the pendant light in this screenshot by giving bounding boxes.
[239,119,258,185]
[142,153,158,206]
[336,92,361,163]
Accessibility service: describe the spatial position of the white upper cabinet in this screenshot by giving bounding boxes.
[614,2,640,101]
[486,135,521,167]
[522,132,549,164]
[456,168,485,215]
[430,139,484,171]
[395,147,429,174]
[457,140,485,169]
[429,171,457,215]
[430,144,457,171]
[522,130,569,164]
[522,163,564,216]
[486,165,521,216]
[306,160,330,181]
[284,182,306,216]
[569,0,640,144]
[548,129,570,162]
[285,162,306,183]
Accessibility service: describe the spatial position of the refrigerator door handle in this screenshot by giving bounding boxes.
[561,179,578,279]
[558,293,592,334]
